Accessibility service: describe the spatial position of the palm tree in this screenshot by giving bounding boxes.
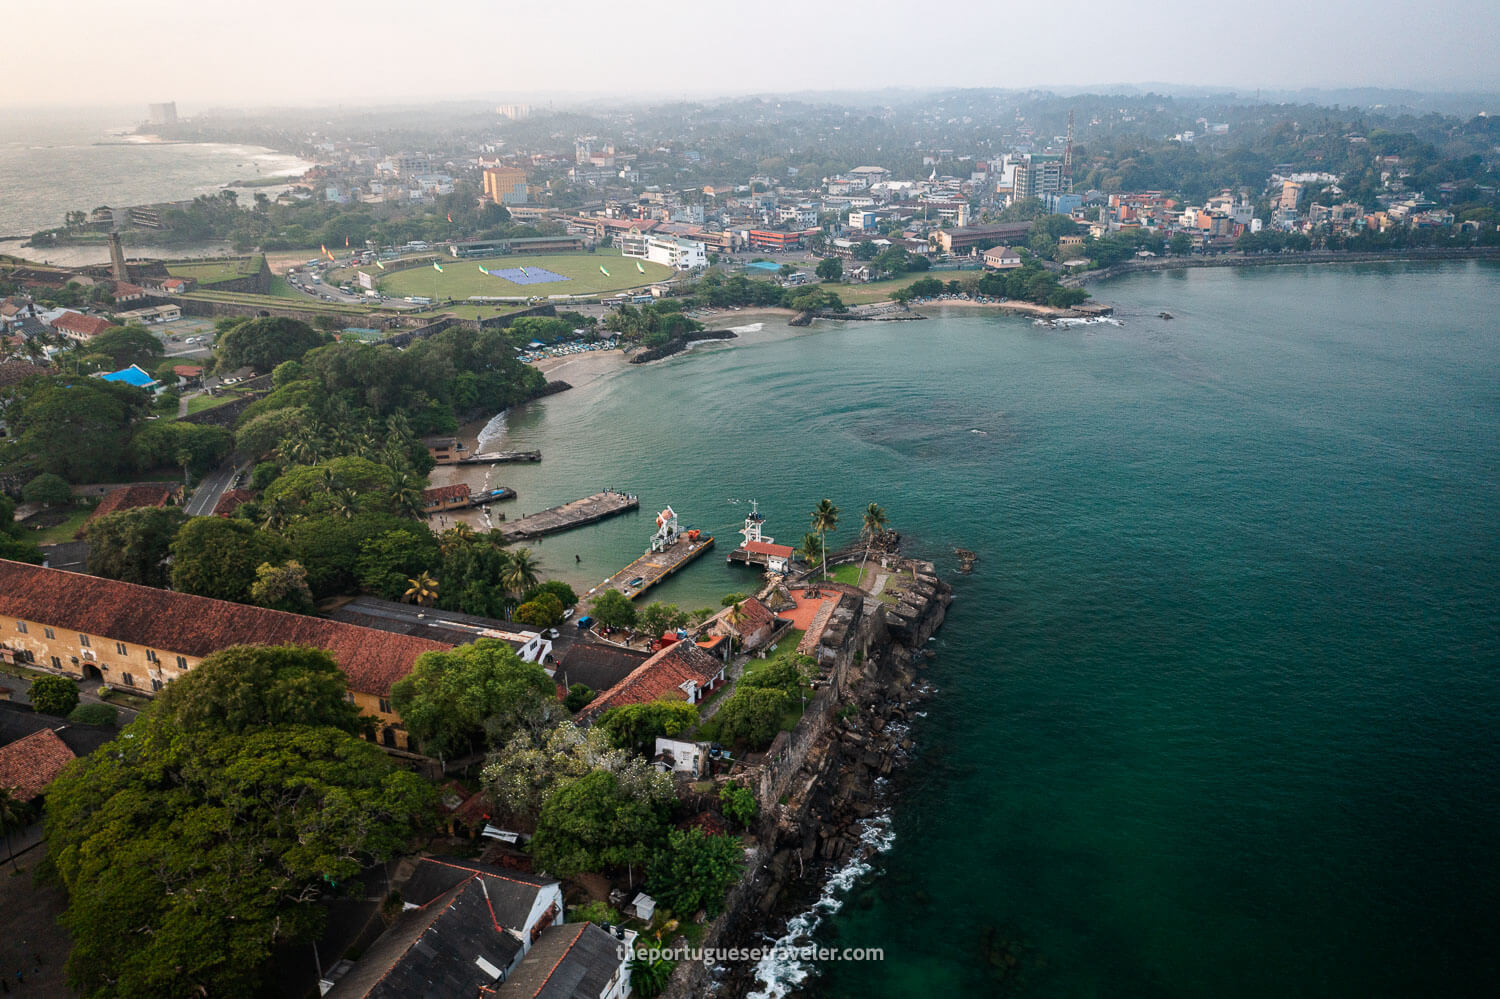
[329,486,360,519]
[0,787,25,873]
[403,572,439,607]
[501,548,541,603]
[858,502,888,585]
[259,494,293,531]
[809,499,839,581]
[797,532,824,570]
[438,523,477,555]
[392,472,426,519]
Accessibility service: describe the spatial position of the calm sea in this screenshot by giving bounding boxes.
[483,261,1500,998]
[0,107,309,263]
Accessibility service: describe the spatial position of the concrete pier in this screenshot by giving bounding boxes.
[504,491,639,541]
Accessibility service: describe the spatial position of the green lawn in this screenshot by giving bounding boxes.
[829,563,866,587]
[167,257,261,285]
[266,275,302,299]
[374,251,673,301]
[185,391,240,414]
[180,289,374,316]
[31,506,93,545]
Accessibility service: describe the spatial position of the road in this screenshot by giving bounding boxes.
[184,457,247,517]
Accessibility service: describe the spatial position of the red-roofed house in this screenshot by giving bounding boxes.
[0,728,75,802]
[0,559,451,751]
[578,640,725,721]
[213,488,252,517]
[110,281,148,304]
[706,595,779,651]
[421,482,470,513]
[171,364,204,388]
[159,277,193,294]
[86,483,182,523]
[50,311,115,342]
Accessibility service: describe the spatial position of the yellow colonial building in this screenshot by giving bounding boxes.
[0,559,450,751]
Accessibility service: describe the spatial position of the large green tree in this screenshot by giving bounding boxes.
[390,639,557,760]
[589,588,637,631]
[43,646,432,999]
[713,686,790,750]
[86,326,165,371]
[214,316,329,375]
[597,698,698,755]
[530,769,669,879]
[30,674,80,716]
[1,376,148,481]
[84,506,187,588]
[22,472,71,507]
[169,517,289,603]
[646,828,745,918]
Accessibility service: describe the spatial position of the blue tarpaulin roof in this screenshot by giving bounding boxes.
[100,364,157,387]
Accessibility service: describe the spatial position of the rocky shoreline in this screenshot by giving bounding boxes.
[629,329,739,363]
[663,560,953,999]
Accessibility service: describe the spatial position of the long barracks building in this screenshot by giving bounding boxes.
[0,559,450,751]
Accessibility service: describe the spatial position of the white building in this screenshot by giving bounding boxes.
[620,229,708,270]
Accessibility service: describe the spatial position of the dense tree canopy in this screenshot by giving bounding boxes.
[530,769,669,878]
[214,316,329,375]
[390,640,558,760]
[597,698,698,754]
[0,496,44,565]
[0,376,149,481]
[43,645,432,999]
[169,516,289,603]
[84,506,187,588]
[646,828,745,918]
[86,326,165,371]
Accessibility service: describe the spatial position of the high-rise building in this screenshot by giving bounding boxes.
[147,102,177,126]
[1012,153,1067,203]
[482,166,529,205]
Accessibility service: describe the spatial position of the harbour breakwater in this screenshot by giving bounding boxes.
[663,560,952,999]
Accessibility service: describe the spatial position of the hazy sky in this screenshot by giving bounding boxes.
[6,0,1498,110]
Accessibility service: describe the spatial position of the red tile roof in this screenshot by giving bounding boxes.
[581,640,724,718]
[51,312,114,338]
[112,282,147,298]
[742,541,795,558]
[0,728,75,802]
[0,559,451,696]
[88,483,177,522]
[720,595,775,638]
[421,483,470,504]
[172,364,204,377]
[213,489,252,516]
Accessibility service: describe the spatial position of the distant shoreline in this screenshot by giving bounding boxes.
[1070,246,1500,286]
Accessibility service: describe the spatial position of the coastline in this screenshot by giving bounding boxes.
[1067,245,1500,287]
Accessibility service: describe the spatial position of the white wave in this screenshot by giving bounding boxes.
[476,410,508,449]
[746,813,897,999]
[729,322,765,334]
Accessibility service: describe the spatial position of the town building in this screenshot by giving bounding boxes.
[0,560,449,750]
[1011,153,1067,203]
[494,921,634,999]
[0,727,76,803]
[99,363,160,392]
[85,482,182,524]
[933,222,1034,255]
[421,483,471,513]
[324,858,569,999]
[482,166,530,205]
[982,246,1023,270]
[330,598,554,666]
[654,736,712,777]
[578,640,726,721]
[50,311,114,342]
[618,228,708,270]
[550,643,649,704]
[705,595,778,651]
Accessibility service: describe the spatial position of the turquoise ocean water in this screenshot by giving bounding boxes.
[488,261,1499,998]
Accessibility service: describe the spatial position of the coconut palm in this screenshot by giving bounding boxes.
[797,532,824,569]
[259,494,293,531]
[392,472,426,519]
[858,502,888,584]
[403,572,439,607]
[438,523,477,555]
[809,498,839,580]
[500,548,541,603]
